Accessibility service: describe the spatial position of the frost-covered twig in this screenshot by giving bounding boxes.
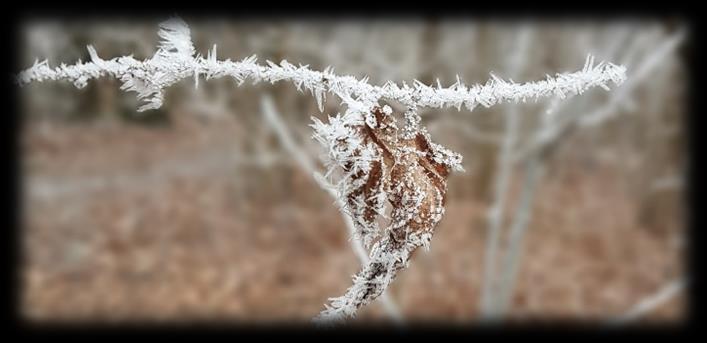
[311,106,459,325]
[260,95,403,323]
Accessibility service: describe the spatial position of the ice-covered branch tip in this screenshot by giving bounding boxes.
[18,18,626,113]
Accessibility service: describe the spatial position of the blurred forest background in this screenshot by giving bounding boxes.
[19,16,688,324]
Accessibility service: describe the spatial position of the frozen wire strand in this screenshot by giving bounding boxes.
[607,278,686,325]
[17,18,627,115]
[480,26,533,319]
[259,95,404,324]
[513,28,686,164]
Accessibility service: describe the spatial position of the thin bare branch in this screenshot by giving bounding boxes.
[608,278,686,324]
[480,26,533,319]
[493,155,545,316]
[260,95,404,324]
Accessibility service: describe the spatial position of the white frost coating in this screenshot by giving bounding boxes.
[18,19,626,115]
[313,228,437,326]
[17,18,628,325]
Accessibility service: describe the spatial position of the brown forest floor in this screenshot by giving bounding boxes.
[20,114,685,325]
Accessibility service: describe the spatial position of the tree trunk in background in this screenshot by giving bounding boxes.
[469,27,498,202]
[637,80,686,237]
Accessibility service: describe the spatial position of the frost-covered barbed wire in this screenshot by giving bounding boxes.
[17,18,628,324]
[18,18,626,115]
